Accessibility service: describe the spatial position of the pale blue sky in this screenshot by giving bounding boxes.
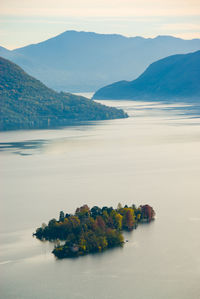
[1,0,200,49]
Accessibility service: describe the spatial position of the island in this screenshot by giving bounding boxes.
[34,203,155,258]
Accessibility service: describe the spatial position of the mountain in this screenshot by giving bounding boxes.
[93,50,200,101]
[0,46,11,57]
[1,31,200,92]
[0,57,128,131]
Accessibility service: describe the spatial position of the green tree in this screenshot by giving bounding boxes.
[59,211,65,222]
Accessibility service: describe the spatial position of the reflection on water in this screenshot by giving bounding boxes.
[0,140,48,156]
[0,100,200,299]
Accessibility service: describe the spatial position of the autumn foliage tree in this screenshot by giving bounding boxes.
[140,204,155,222]
[34,203,155,258]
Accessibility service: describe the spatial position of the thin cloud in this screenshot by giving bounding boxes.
[162,23,200,31]
[1,0,200,17]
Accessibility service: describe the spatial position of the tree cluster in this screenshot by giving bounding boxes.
[34,203,155,258]
[0,57,128,131]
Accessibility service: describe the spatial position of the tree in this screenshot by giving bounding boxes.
[125,209,134,230]
[59,211,65,222]
[90,206,102,218]
[75,205,90,218]
[48,218,57,227]
[140,205,155,222]
[114,213,123,230]
[96,216,106,230]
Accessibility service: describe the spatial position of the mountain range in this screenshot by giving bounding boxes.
[93,50,200,101]
[1,30,200,92]
[0,57,127,131]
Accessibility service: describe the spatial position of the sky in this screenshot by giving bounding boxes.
[1,0,200,49]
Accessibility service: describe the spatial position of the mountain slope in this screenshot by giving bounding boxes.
[93,50,200,101]
[0,46,11,57]
[1,31,200,92]
[0,57,127,131]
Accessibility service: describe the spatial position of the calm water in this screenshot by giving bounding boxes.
[0,99,200,299]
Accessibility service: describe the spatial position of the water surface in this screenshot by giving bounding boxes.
[0,100,200,299]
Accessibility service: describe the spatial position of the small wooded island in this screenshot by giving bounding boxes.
[34,204,155,258]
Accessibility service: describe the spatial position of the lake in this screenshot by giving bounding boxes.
[0,99,200,299]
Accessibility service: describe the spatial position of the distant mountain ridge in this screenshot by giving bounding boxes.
[0,46,11,56]
[93,50,200,101]
[1,30,200,92]
[0,57,127,131]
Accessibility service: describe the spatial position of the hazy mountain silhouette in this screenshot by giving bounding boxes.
[0,57,127,131]
[0,46,12,57]
[1,31,200,92]
[93,50,200,101]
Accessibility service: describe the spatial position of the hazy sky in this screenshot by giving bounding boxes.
[1,0,200,49]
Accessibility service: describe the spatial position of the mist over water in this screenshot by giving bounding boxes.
[0,100,200,299]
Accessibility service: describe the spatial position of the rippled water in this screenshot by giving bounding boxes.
[0,100,200,299]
